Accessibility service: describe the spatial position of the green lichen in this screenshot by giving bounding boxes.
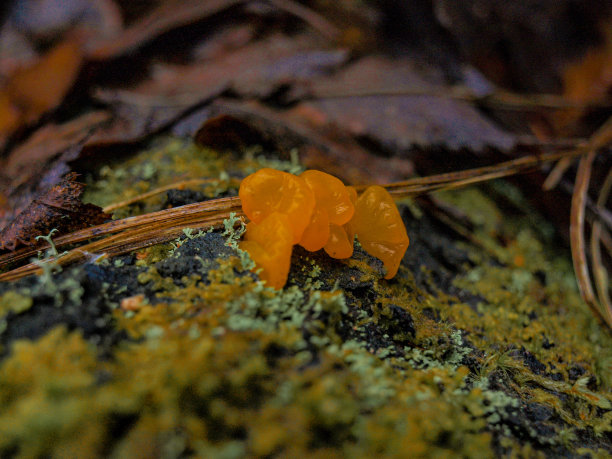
[168,227,211,256]
[34,228,60,257]
[221,212,254,271]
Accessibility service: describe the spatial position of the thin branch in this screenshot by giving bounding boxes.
[0,209,243,282]
[0,196,242,269]
[543,156,573,191]
[384,148,590,198]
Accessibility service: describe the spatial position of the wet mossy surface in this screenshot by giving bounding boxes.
[1,137,611,458]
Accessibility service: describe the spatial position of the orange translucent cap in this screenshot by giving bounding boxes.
[298,170,354,252]
[239,212,294,289]
[298,205,330,252]
[239,168,315,244]
[323,224,354,259]
[300,170,354,225]
[348,185,409,279]
[345,185,358,204]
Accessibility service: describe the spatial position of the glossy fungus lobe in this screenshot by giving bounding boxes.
[239,168,315,243]
[239,212,293,289]
[239,169,409,289]
[298,170,354,252]
[300,170,354,225]
[348,185,409,279]
[298,205,330,252]
[323,224,353,259]
[345,185,358,205]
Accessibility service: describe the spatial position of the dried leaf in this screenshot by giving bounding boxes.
[193,99,413,184]
[307,56,516,152]
[0,24,37,80]
[0,92,21,142]
[1,111,110,193]
[0,172,110,251]
[87,0,341,60]
[8,38,82,121]
[190,23,255,62]
[8,0,122,45]
[264,0,340,41]
[0,38,83,145]
[88,34,347,145]
[88,0,243,60]
[123,33,345,100]
[0,160,72,232]
[85,87,204,146]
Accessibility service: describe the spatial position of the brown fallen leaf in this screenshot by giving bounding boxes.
[0,172,111,251]
[84,86,205,147]
[87,0,340,60]
[88,0,244,60]
[7,0,122,48]
[306,55,516,152]
[192,99,413,184]
[0,37,83,146]
[190,23,256,62]
[88,33,347,145]
[0,23,38,81]
[1,111,110,193]
[0,111,111,233]
[0,92,21,144]
[184,33,345,96]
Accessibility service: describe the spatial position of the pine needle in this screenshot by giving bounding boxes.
[570,116,612,329]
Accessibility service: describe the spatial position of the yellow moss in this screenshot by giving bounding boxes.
[0,290,33,317]
[0,327,102,457]
[83,138,232,218]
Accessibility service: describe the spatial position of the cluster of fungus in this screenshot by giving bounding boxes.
[239,168,409,289]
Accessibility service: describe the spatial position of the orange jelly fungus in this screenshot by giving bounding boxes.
[323,224,353,259]
[347,185,409,279]
[298,170,355,252]
[301,170,354,225]
[238,169,409,289]
[239,212,293,290]
[298,205,330,252]
[239,168,315,243]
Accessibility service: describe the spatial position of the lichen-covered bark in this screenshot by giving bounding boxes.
[0,137,611,457]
